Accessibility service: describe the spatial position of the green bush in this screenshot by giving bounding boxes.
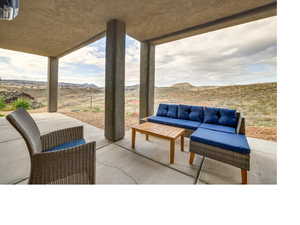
[92,107,101,112]
[0,97,5,110]
[13,98,31,110]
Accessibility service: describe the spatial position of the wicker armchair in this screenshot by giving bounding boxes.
[6,108,96,184]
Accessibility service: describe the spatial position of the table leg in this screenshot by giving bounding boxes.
[170,139,175,164]
[180,135,184,152]
[189,152,195,165]
[146,134,149,141]
[131,128,136,149]
[241,169,248,184]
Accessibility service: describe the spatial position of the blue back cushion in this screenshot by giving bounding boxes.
[218,108,237,127]
[178,105,204,122]
[166,104,178,118]
[156,104,178,118]
[189,106,204,122]
[157,104,169,117]
[203,107,219,124]
[178,104,191,120]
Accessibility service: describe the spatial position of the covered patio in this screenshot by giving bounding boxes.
[0,113,276,184]
[0,0,277,184]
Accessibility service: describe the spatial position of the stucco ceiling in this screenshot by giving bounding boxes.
[0,0,276,57]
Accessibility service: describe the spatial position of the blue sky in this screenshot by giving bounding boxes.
[0,16,276,87]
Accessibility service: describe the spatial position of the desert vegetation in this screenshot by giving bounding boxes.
[0,94,32,116]
[0,81,277,141]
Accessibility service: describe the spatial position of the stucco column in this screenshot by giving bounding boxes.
[47,56,58,112]
[139,42,155,122]
[105,19,126,141]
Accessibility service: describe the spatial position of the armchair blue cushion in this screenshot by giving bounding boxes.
[157,104,169,117]
[167,104,178,118]
[203,107,219,124]
[46,139,86,152]
[218,108,238,127]
[191,128,250,154]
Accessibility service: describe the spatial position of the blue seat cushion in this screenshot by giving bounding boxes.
[203,107,219,124]
[156,104,169,117]
[191,128,250,154]
[218,108,238,127]
[46,139,86,152]
[148,116,201,130]
[199,123,236,134]
[166,104,178,118]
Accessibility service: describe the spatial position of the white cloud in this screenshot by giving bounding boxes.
[155,16,277,86]
[125,39,140,85]
[61,45,105,67]
[0,16,276,87]
[59,37,141,86]
[0,49,47,81]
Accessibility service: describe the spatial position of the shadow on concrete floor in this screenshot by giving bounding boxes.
[1,113,276,184]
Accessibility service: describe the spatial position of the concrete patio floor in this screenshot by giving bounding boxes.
[0,113,277,184]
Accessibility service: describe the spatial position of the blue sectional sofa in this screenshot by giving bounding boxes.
[144,103,251,184]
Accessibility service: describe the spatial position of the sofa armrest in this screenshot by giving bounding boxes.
[41,126,84,151]
[140,115,153,123]
[237,117,246,134]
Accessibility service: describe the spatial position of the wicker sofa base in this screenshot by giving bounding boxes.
[190,140,250,171]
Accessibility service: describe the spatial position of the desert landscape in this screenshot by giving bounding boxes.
[0,80,277,141]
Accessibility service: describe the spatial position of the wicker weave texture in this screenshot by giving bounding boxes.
[41,126,84,151]
[28,126,96,184]
[190,141,250,170]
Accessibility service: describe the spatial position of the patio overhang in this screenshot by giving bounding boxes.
[0,0,276,57]
[0,0,277,141]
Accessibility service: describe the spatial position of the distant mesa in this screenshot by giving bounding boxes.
[0,79,100,89]
[171,82,194,88]
[125,84,139,91]
[59,82,100,89]
[0,79,144,90]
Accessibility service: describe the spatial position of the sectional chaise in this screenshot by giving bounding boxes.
[143,103,251,184]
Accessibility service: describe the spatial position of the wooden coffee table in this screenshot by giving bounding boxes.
[131,122,185,164]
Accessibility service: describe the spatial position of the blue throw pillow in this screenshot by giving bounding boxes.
[218,108,238,127]
[178,104,191,120]
[203,107,219,124]
[189,106,204,122]
[157,104,168,117]
[167,104,178,118]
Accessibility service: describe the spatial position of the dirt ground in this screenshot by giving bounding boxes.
[0,82,277,141]
[60,111,276,142]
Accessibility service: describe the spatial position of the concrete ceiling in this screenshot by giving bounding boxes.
[0,0,276,57]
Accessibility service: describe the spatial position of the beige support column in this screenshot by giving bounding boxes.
[105,19,126,141]
[139,42,155,122]
[47,56,58,112]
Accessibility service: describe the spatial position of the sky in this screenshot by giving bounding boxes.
[0,16,276,87]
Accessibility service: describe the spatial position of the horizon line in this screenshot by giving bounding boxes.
[0,78,277,88]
